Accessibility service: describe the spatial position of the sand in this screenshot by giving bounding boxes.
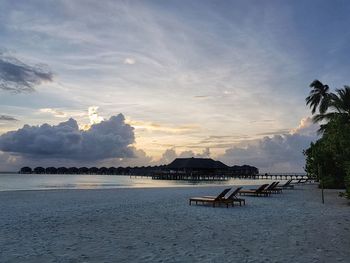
[0,184,349,263]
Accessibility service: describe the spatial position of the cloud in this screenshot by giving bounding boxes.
[126,119,199,134]
[218,119,319,172]
[39,108,67,118]
[157,147,210,164]
[0,115,18,121]
[193,95,209,99]
[0,114,135,160]
[255,129,292,136]
[88,106,104,124]
[0,151,19,171]
[290,117,319,136]
[0,52,53,93]
[124,58,136,65]
[101,148,153,168]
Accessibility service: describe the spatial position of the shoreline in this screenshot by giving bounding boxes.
[0,181,324,193]
[0,173,288,192]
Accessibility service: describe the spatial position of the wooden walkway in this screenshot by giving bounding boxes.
[150,172,311,181]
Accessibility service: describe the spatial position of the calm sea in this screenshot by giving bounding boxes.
[0,173,281,191]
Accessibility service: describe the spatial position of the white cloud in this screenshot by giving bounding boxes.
[124,58,136,65]
[88,106,104,125]
[290,117,319,136]
[39,108,67,118]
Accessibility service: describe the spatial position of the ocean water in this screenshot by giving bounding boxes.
[0,173,282,191]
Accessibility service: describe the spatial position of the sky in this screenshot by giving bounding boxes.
[1,0,350,172]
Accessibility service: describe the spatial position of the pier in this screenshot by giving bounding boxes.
[151,172,311,181]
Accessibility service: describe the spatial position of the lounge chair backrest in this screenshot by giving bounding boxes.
[270,182,280,189]
[256,184,269,192]
[227,187,243,199]
[283,179,292,186]
[266,182,277,190]
[214,188,231,201]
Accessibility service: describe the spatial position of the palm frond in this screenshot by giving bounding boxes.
[319,95,330,114]
[309,80,324,89]
[317,124,328,135]
[312,113,337,123]
[306,80,331,114]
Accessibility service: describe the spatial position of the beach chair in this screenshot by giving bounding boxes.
[280,179,294,189]
[239,184,270,197]
[299,178,313,184]
[204,187,246,206]
[291,179,303,184]
[226,187,246,206]
[189,188,233,208]
[264,182,283,194]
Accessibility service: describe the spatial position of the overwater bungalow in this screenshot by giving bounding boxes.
[152,157,259,180]
[20,166,32,174]
[45,167,57,174]
[167,157,228,173]
[33,167,45,174]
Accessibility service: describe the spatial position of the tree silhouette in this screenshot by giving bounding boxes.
[306,80,331,114]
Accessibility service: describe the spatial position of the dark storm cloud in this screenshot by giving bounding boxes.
[0,114,135,160]
[0,52,53,93]
[0,115,18,121]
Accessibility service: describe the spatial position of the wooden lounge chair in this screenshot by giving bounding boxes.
[263,182,283,194]
[255,182,276,194]
[280,179,294,189]
[239,184,270,197]
[291,178,304,184]
[299,178,313,184]
[204,187,246,206]
[189,188,233,208]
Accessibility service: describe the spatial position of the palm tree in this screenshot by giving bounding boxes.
[306,80,332,114]
[312,86,350,124]
[332,86,350,115]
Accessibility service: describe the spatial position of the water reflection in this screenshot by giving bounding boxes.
[0,173,283,191]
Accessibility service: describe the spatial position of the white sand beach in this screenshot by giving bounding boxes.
[0,184,349,263]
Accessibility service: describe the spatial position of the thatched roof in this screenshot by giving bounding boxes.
[167,158,228,170]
